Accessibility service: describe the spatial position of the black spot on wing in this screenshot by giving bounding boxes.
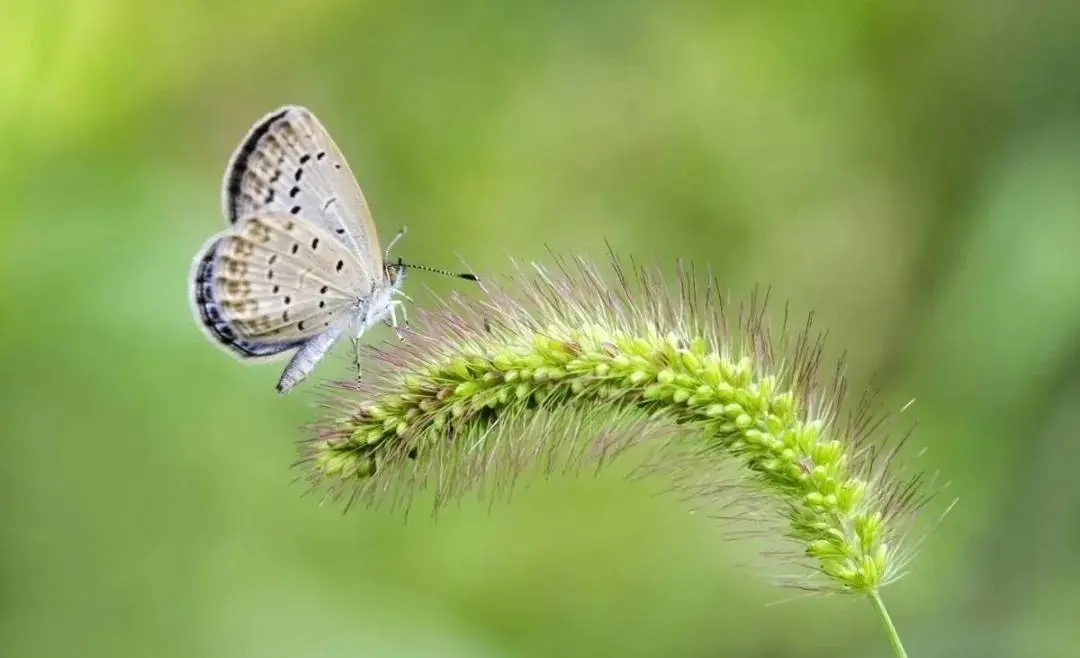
[224,108,289,224]
[193,241,303,359]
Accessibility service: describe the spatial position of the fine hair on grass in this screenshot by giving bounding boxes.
[300,249,950,658]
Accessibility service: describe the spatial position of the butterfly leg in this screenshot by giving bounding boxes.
[384,226,407,262]
[394,293,413,333]
[385,300,409,343]
[351,336,363,384]
[382,319,408,343]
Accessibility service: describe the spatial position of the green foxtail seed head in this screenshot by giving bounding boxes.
[302,252,941,595]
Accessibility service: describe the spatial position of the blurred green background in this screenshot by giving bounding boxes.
[4,1,1080,656]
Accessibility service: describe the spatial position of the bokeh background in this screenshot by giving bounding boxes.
[5,1,1080,656]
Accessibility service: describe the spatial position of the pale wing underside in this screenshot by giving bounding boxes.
[190,213,372,359]
[221,105,384,279]
[191,246,304,360]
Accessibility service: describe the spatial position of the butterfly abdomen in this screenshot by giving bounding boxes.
[276,323,347,394]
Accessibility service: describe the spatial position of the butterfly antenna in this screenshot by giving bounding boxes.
[386,226,479,281]
[396,257,479,282]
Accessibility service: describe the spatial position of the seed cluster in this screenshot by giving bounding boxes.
[306,255,931,594]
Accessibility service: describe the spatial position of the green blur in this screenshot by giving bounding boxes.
[4,1,1080,656]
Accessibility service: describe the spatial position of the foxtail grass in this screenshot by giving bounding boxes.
[300,251,948,657]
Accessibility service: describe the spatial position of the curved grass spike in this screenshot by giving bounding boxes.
[303,250,946,657]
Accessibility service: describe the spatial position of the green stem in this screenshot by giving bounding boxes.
[870,591,908,658]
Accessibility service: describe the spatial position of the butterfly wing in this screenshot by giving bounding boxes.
[221,106,384,280]
[190,244,305,360]
[190,212,373,360]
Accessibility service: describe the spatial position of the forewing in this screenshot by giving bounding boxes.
[221,106,384,277]
[190,213,372,357]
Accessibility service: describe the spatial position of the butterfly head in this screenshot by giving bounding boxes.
[384,258,408,288]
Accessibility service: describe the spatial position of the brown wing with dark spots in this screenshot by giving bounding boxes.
[189,212,370,356]
[220,106,383,279]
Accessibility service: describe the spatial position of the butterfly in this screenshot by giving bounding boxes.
[189,105,470,393]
